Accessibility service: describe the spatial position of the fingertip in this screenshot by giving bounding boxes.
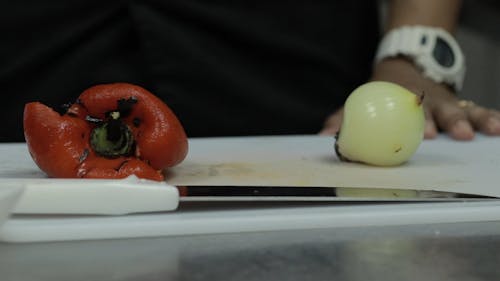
[424,120,438,139]
[319,128,337,136]
[450,120,475,141]
[424,131,438,139]
[485,117,500,135]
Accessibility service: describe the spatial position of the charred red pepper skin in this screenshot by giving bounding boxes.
[24,102,91,178]
[23,83,188,181]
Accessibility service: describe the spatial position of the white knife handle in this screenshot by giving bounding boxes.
[8,176,179,215]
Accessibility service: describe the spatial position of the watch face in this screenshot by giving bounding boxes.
[432,37,455,68]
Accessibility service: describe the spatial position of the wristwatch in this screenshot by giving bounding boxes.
[375,25,466,91]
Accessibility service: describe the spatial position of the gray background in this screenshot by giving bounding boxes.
[459,0,500,108]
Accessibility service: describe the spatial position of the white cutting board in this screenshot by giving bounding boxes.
[0,135,499,243]
[2,201,500,243]
[167,135,500,197]
[1,135,499,197]
[0,187,23,228]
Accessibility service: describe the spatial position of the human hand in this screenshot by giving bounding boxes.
[320,58,500,140]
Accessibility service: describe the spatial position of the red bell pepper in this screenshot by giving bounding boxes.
[23,83,188,181]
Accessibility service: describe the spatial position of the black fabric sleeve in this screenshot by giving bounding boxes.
[0,0,379,141]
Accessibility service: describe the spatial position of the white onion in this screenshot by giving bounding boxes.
[335,81,425,166]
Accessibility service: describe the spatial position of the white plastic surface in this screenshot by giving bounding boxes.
[0,186,23,229]
[0,176,179,215]
[2,201,500,243]
[167,135,500,198]
[1,136,500,243]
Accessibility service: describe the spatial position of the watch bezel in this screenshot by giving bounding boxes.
[414,28,465,79]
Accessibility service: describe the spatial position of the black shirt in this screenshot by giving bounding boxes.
[0,0,379,141]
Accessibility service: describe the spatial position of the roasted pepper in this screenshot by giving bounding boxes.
[23,83,188,181]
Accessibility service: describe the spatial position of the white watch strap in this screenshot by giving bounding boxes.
[375,26,429,63]
[375,25,465,91]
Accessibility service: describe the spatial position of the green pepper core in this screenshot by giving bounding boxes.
[90,111,134,158]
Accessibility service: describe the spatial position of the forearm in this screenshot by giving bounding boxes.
[386,0,462,32]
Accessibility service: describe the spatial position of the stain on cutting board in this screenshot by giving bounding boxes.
[166,157,353,188]
[164,135,500,198]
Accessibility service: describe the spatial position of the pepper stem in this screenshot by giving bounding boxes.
[90,111,134,158]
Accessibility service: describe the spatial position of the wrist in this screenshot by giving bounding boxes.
[372,57,454,96]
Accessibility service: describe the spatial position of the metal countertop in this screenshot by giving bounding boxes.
[1,220,499,281]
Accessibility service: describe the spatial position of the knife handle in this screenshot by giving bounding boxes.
[5,176,179,215]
